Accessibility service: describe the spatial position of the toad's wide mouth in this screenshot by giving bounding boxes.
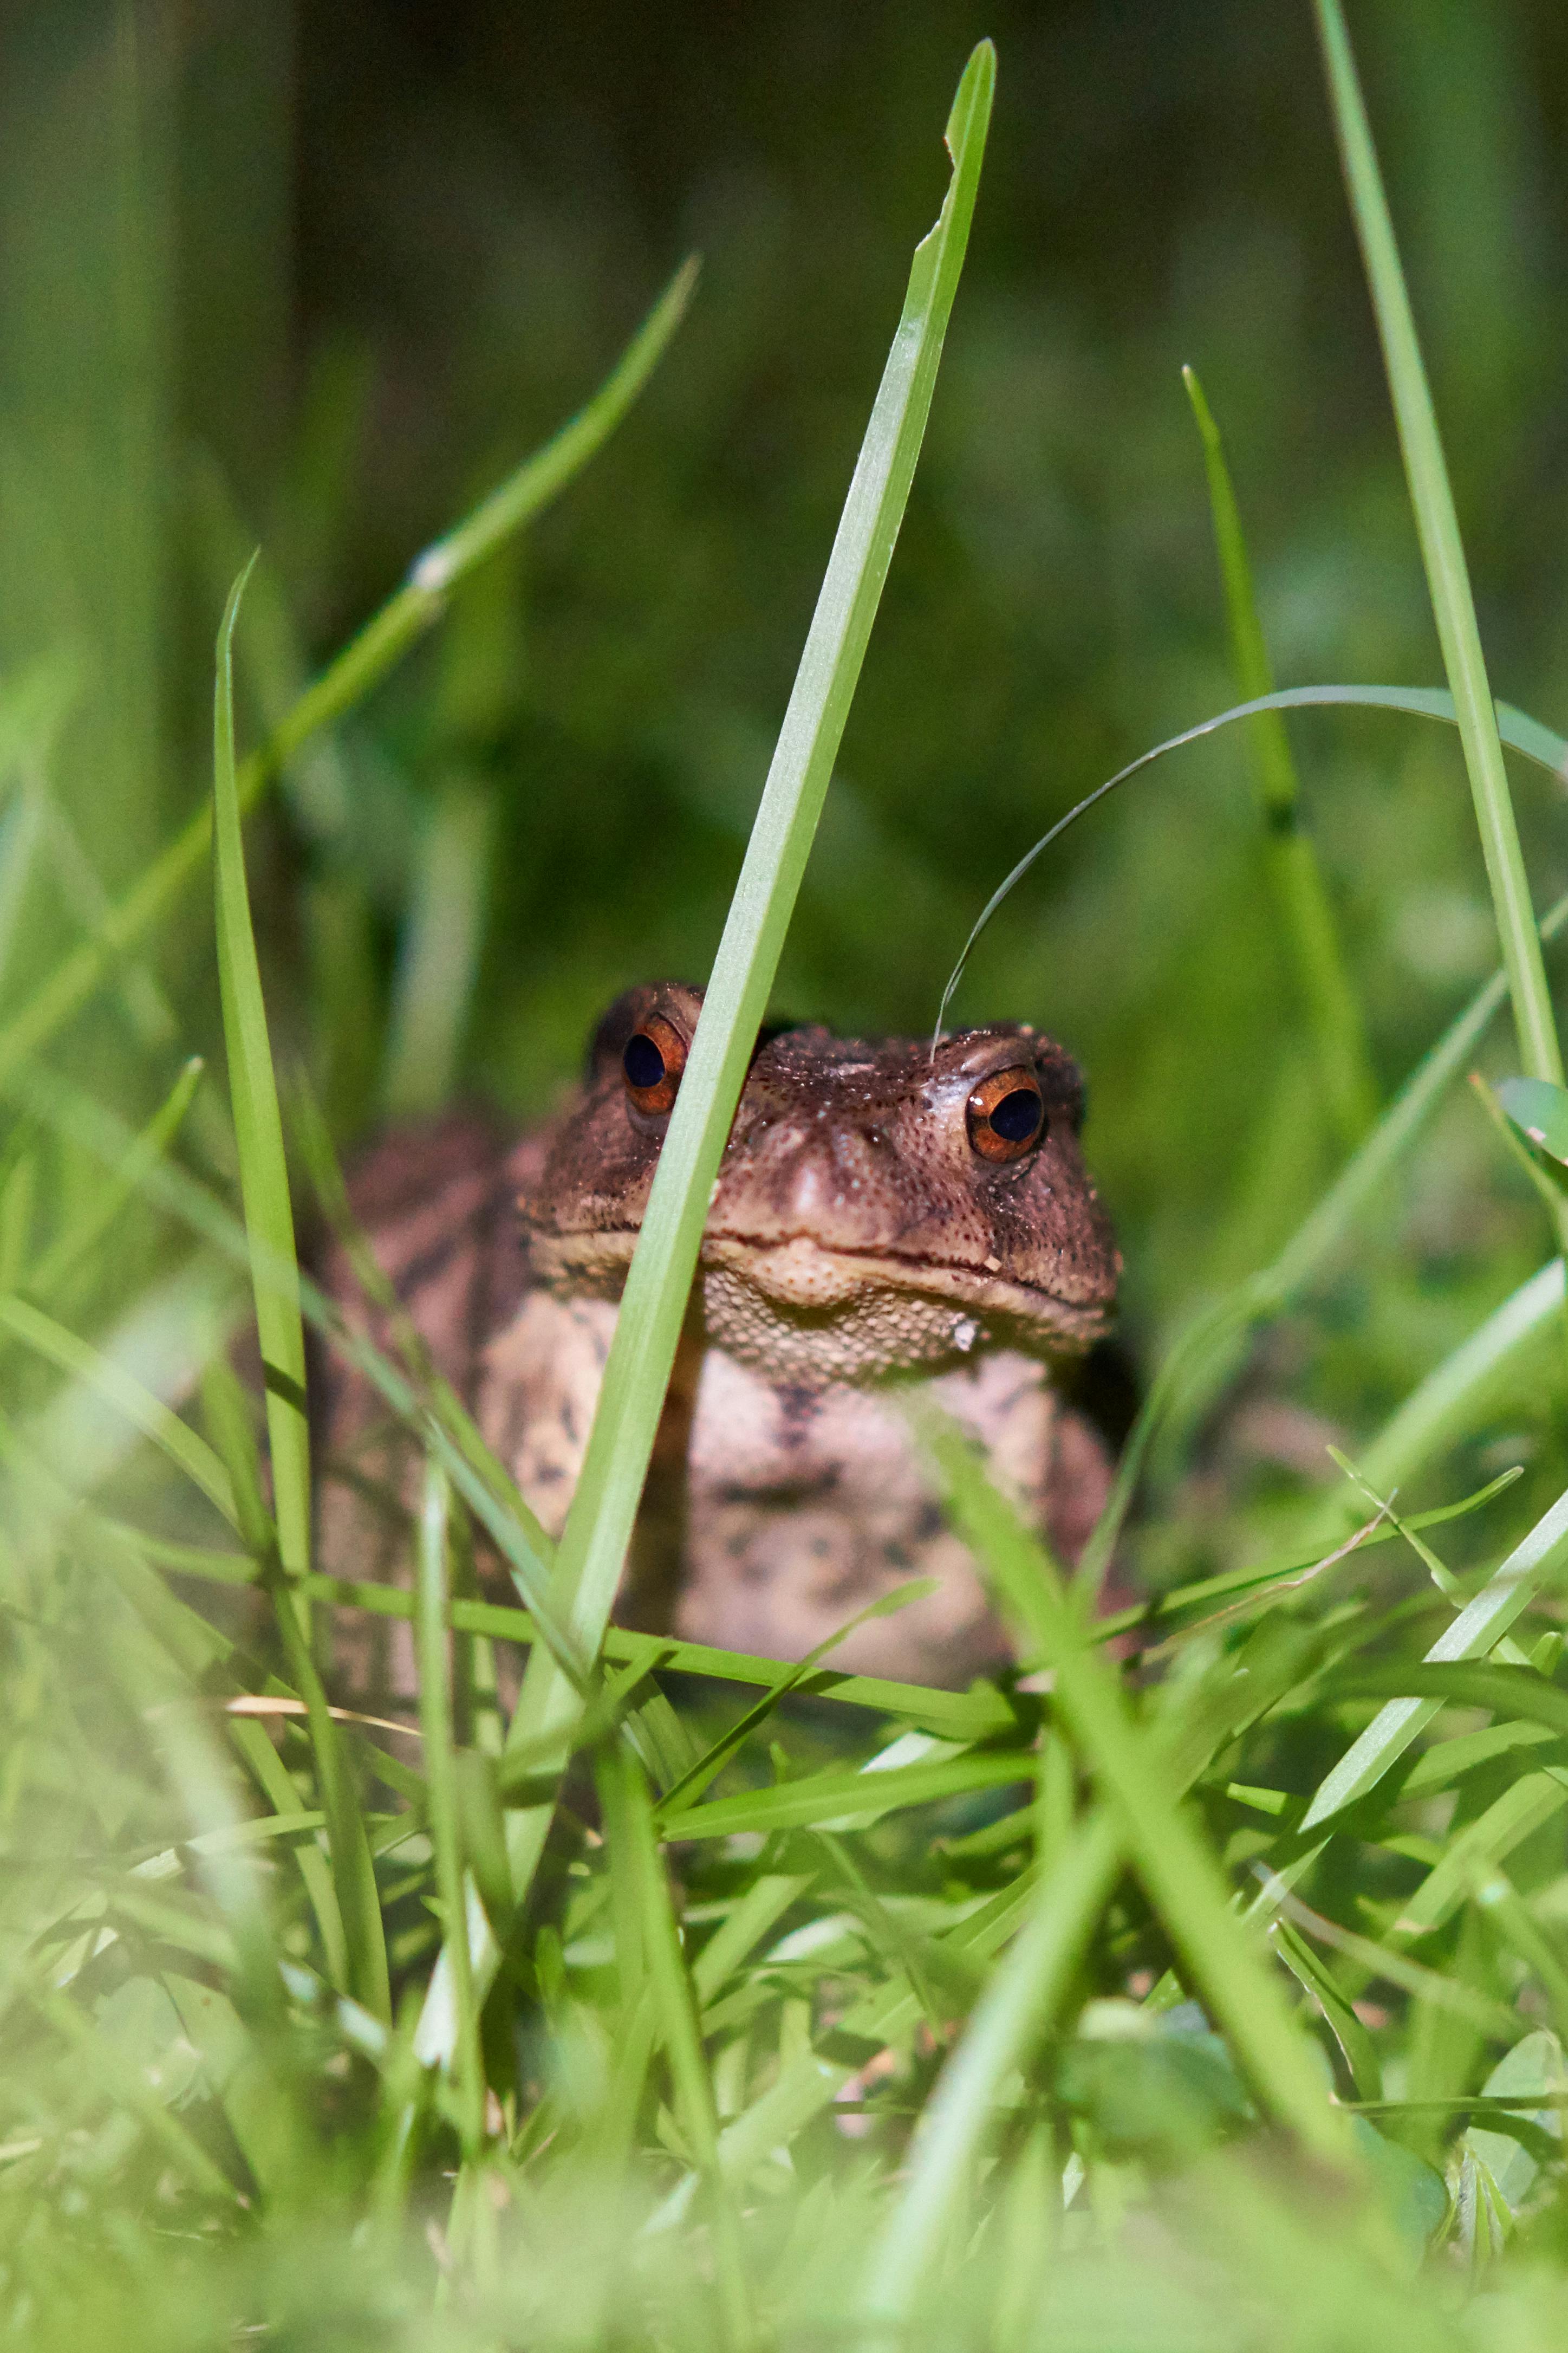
[528,1223,1115,1354]
[700,1233,1114,1347]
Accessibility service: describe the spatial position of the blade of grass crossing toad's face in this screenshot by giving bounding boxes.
[499,43,997,1897]
[1182,365,1375,1149]
[0,260,697,1098]
[1315,1,1564,1099]
[912,1400,1355,2171]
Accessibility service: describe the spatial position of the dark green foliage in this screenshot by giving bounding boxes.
[5,5,1568,2345]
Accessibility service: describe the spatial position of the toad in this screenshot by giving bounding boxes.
[317,982,1121,1695]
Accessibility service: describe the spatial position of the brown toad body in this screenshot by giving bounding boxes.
[317,983,1121,1699]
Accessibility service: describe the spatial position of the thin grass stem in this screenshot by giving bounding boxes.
[212,561,311,1597]
[212,563,390,2023]
[1183,365,1376,1147]
[415,1461,484,2157]
[934,682,1567,1045]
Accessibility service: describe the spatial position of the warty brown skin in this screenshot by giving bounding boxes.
[314,983,1122,1701]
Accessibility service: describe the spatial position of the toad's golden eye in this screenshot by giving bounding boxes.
[965,1067,1046,1162]
[622,1014,688,1115]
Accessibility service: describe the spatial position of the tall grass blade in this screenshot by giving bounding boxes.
[212,559,311,1592]
[608,1742,754,2349]
[1314,0,1563,1092]
[1182,365,1375,1147]
[1082,871,1568,1593]
[213,563,390,2023]
[500,44,997,1887]
[1301,1259,1564,1552]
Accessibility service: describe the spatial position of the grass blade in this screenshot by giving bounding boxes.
[380,775,494,1117]
[500,41,997,1890]
[1315,0,1563,1092]
[23,1055,203,1305]
[1300,1259,1564,1553]
[658,1749,1028,1843]
[298,1573,1014,1738]
[0,1269,242,1552]
[604,1743,754,2348]
[0,1291,237,1527]
[212,560,311,1592]
[1300,1479,1568,1829]
[1325,1664,1568,1747]
[414,1462,484,2155]
[1182,365,1375,1147]
[862,1811,1120,2323]
[213,564,391,2024]
[0,260,697,1096]
[1082,865,1568,1593]
[915,1403,1355,2172]
[1391,1773,1568,1941]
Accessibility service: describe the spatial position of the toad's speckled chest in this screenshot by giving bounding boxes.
[317,983,1121,1696]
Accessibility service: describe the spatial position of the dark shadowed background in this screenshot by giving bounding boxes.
[3,0,1567,1559]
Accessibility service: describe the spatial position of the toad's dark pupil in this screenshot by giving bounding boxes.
[623,1032,667,1091]
[989,1087,1044,1144]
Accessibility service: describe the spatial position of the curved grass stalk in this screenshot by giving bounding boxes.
[934,682,1567,1046]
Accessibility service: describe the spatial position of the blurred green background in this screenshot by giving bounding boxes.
[4,0,1568,1531]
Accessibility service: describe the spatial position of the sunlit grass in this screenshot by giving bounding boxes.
[6,22,1568,2353]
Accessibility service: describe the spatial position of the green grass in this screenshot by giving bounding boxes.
[10,14,1568,2351]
